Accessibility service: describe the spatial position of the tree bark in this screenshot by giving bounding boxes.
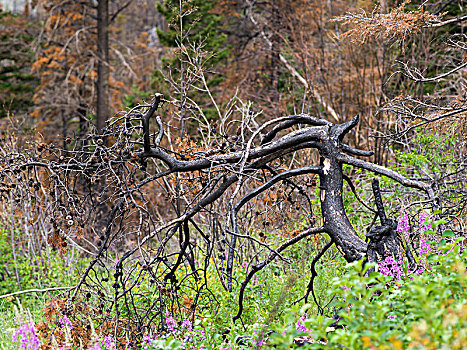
[319,156,367,262]
[96,0,109,133]
[318,123,367,262]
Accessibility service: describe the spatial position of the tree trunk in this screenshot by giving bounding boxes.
[318,129,367,262]
[96,0,109,133]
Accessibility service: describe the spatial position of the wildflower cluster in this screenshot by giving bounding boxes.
[397,211,433,235]
[419,212,431,232]
[397,213,410,233]
[419,239,431,256]
[251,330,266,349]
[88,336,116,350]
[12,322,41,350]
[379,255,404,279]
[295,314,313,334]
[138,315,207,349]
[58,315,72,328]
[379,213,434,280]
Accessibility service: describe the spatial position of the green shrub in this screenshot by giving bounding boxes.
[269,232,467,349]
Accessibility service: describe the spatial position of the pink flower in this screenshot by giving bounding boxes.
[419,239,431,256]
[193,328,205,340]
[12,322,40,350]
[181,319,192,332]
[141,335,158,349]
[103,336,116,350]
[59,315,73,328]
[387,314,397,319]
[397,214,410,233]
[142,335,152,345]
[166,315,177,332]
[296,314,312,334]
[379,255,404,280]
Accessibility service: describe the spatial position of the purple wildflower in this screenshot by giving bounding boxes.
[387,314,397,319]
[141,335,160,349]
[59,315,73,328]
[397,214,410,233]
[103,336,116,350]
[181,319,192,332]
[166,315,177,332]
[379,255,404,280]
[142,335,152,345]
[296,314,312,334]
[252,338,265,349]
[419,239,431,256]
[193,328,205,341]
[342,285,351,291]
[12,322,41,350]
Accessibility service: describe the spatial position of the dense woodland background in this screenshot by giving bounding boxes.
[0,0,466,349]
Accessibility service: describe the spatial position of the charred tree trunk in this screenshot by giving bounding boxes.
[318,127,367,262]
[366,179,416,266]
[319,156,367,262]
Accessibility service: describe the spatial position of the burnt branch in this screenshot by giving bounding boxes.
[233,226,326,321]
[304,240,334,313]
[0,95,441,344]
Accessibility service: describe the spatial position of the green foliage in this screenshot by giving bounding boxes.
[0,298,45,350]
[270,234,467,349]
[0,9,38,118]
[155,0,229,65]
[0,229,86,296]
[394,130,459,178]
[0,228,86,349]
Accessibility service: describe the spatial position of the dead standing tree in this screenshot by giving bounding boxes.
[0,94,437,344]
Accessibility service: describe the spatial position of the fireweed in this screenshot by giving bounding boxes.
[295,313,313,335]
[137,316,207,349]
[10,303,41,350]
[397,213,410,234]
[12,322,41,350]
[379,212,435,280]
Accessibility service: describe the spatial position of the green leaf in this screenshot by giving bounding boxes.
[442,230,454,237]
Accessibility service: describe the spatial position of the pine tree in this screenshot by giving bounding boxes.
[156,0,229,65]
[143,0,231,134]
[0,9,38,119]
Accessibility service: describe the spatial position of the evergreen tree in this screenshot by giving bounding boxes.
[138,0,231,132]
[156,0,229,65]
[0,9,38,119]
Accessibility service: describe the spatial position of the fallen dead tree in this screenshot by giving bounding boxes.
[0,94,437,346]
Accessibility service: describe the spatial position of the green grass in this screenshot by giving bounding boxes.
[0,240,346,349]
[0,296,47,350]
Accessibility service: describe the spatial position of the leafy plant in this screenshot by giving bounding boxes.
[269,228,467,349]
